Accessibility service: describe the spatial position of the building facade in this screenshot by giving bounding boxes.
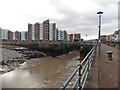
[26,19,82,42]
[8,30,13,41]
[74,33,81,42]
[21,31,27,41]
[70,34,74,42]
[55,28,58,41]
[43,19,49,41]
[60,30,64,41]
[39,23,43,40]
[49,23,56,41]
[58,30,61,41]
[15,31,21,41]
[2,29,8,40]
[67,34,70,42]
[34,22,40,40]
[107,34,113,42]
[100,35,107,43]
[28,23,32,41]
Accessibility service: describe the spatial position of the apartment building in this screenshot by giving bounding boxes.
[28,23,32,41]
[34,22,40,40]
[43,19,49,41]
[55,28,58,41]
[70,34,74,42]
[74,33,81,42]
[107,34,113,42]
[21,31,27,41]
[67,34,70,42]
[2,29,8,40]
[8,30,13,41]
[15,31,21,41]
[49,23,56,41]
[39,23,43,40]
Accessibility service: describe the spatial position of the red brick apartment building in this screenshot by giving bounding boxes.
[8,30,13,41]
[34,22,40,40]
[28,23,32,41]
[43,19,49,41]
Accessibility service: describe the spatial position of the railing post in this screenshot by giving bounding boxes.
[79,64,82,90]
[87,57,91,79]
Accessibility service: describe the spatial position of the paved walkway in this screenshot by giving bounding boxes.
[85,44,118,89]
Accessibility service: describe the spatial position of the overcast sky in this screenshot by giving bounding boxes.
[0,0,119,40]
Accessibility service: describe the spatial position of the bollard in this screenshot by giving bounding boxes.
[107,51,113,61]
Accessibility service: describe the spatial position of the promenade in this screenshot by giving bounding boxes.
[85,43,119,89]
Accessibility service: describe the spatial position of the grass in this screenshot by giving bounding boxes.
[1,44,20,49]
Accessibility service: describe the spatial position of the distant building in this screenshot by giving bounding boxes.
[58,30,61,41]
[107,34,113,42]
[39,23,43,40]
[31,24,35,40]
[64,30,67,41]
[8,30,13,41]
[57,30,66,41]
[2,29,8,40]
[13,32,15,40]
[34,22,40,40]
[55,28,58,41]
[113,30,120,42]
[28,24,35,41]
[28,23,32,41]
[15,31,21,41]
[26,19,82,42]
[74,33,81,42]
[60,30,64,41]
[21,31,27,41]
[49,23,56,41]
[100,35,107,43]
[43,19,49,41]
[70,34,74,42]
[67,34,70,42]
[28,20,57,42]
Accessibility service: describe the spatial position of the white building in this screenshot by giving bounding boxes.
[2,29,8,40]
[67,34,70,41]
[21,31,27,40]
[60,30,65,41]
[49,23,54,41]
[13,32,16,40]
[39,23,43,40]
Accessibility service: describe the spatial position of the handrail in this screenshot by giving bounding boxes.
[61,64,81,89]
[60,43,97,90]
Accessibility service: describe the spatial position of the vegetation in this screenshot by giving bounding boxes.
[1,44,20,49]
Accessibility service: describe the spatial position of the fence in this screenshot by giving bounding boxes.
[60,43,97,90]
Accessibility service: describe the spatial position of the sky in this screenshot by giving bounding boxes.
[0,0,119,40]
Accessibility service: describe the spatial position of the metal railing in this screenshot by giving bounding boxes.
[60,43,97,90]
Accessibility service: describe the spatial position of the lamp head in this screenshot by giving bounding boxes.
[97,11,103,14]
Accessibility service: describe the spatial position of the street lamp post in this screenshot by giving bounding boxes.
[97,11,103,56]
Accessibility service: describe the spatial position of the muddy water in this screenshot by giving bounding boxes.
[1,51,79,88]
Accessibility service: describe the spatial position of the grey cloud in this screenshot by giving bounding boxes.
[49,0,118,39]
